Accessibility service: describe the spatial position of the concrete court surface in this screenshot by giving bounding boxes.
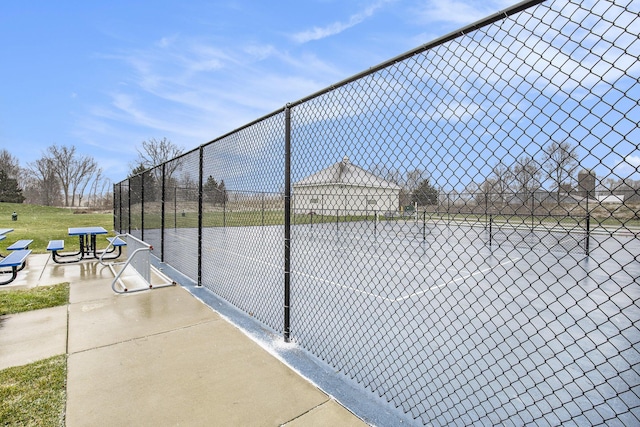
[0,254,368,426]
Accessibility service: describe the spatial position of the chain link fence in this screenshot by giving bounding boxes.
[113,0,640,425]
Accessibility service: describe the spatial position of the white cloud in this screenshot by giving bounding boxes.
[243,44,277,61]
[414,0,514,25]
[627,155,640,167]
[291,0,393,43]
[613,155,640,179]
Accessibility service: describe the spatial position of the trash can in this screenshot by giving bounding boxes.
[11,212,17,221]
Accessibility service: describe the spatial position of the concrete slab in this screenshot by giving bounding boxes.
[66,320,330,426]
[0,305,67,370]
[283,400,368,426]
[1,253,370,426]
[40,259,114,287]
[69,276,116,304]
[68,285,217,353]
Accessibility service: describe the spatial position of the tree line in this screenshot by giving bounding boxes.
[373,140,639,208]
[0,137,185,208]
[0,145,110,208]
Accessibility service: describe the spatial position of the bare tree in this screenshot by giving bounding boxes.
[401,168,426,207]
[46,145,75,206]
[542,141,578,203]
[405,169,426,192]
[369,163,401,185]
[44,145,102,207]
[476,178,498,209]
[513,155,542,205]
[132,137,184,183]
[71,156,99,206]
[89,169,110,209]
[25,157,62,206]
[490,161,513,205]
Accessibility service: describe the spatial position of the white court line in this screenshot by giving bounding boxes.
[292,270,396,302]
[204,243,398,302]
[394,256,521,302]
[557,237,579,246]
[201,238,517,303]
[293,239,470,275]
[202,245,282,271]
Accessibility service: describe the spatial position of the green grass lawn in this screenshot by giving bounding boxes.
[0,282,70,426]
[0,282,70,315]
[0,202,115,254]
[0,355,66,427]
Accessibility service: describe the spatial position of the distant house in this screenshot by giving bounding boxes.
[293,156,402,215]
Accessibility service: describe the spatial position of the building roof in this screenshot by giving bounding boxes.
[294,156,402,190]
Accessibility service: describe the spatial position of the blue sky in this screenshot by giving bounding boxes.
[0,0,524,184]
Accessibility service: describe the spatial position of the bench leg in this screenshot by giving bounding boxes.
[51,250,83,264]
[99,246,123,261]
[0,266,18,286]
[0,263,23,274]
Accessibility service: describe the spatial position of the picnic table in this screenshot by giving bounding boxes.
[49,226,124,264]
[70,226,108,257]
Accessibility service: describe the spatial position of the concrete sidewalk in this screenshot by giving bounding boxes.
[0,254,368,426]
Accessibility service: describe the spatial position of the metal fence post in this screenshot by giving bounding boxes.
[113,183,118,232]
[161,163,166,263]
[141,173,145,242]
[198,147,204,287]
[127,178,131,234]
[284,105,292,342]
[586,196,590,256]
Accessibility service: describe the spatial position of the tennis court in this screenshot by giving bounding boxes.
[148,219,640,425]
[298,222,637,425]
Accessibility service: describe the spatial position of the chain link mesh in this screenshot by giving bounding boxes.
[114,0,640,424]
[162,151,201,281]
[200,112,286,332]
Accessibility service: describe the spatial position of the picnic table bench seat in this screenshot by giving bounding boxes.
[107,236,127,247]
[47,240,72,264]
[47,240,65,251]
[0,249,31,285]
[7,239,34,250]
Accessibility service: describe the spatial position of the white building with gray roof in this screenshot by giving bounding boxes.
[293,156,402,216]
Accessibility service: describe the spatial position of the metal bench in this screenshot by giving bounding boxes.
[47,240,69,263]
[107,236,127,247]
[100,234,173,293]
[7,239,34,250]
[101,236,126,260]
[47,240,65,251]
[0,249,31,285]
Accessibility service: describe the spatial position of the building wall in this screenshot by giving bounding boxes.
[293,184,400,215]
